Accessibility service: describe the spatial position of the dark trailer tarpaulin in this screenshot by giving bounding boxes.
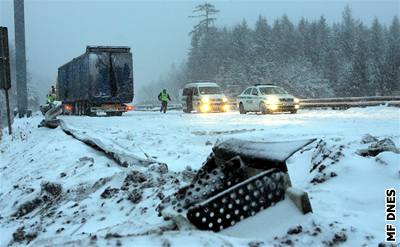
[58,46,133,107]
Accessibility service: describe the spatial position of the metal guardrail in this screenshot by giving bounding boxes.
[299,95,400,103]
[299,96,400,109]
[134,104,183,111]
[135,96,400,111]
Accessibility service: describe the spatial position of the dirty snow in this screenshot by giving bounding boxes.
[1,106,399,246]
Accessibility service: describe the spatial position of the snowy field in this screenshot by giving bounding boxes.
[1,106,399,246]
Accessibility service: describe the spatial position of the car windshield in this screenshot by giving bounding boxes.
[259,87,288,95]
[199,86,222,95]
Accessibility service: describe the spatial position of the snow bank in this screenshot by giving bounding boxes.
[1,108,399,246]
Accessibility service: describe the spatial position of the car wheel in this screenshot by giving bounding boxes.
[239,103,246,114]
[260,102,270,114]
[290,110,297,114]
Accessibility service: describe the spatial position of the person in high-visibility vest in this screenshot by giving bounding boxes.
[47,94,55,104]
[158,89,171,113]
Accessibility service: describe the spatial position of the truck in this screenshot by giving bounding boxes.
[57,46,134,116]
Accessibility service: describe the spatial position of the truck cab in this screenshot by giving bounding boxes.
[181,82,229,113]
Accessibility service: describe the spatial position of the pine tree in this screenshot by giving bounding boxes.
[349,23,369,96]
[297,17,310,58]
[382,16,400,94]
[368,18,385,95]
[189,2,219,36]
[187,2,220,81]
[162,5,397,98]
[340,5,357,60]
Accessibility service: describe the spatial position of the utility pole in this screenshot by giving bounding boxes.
[0,27,13,135]
[14,0,28,118]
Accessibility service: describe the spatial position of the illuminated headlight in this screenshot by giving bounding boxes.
[269,104,278,111]
[266,96,280,105]
[295,104,300,109]
[294,98,300,103]
[200,104,210,112]
[201,96,209,103]
[222,104,230,112]
[222,97,228,103]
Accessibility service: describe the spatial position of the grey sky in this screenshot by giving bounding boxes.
[0,0,398,100]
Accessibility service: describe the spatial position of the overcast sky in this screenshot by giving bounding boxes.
[0,0,399,98]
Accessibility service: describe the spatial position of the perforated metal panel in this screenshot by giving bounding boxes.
[157,155,246,215]
[187,169,286,232]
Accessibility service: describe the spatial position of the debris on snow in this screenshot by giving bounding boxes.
[1,109,399,246]
[12,181,62,218]
[357,137,399,157]
[323,231,347,246]
[105,232,122,239]
[127,189,143,204]
[248,241,264,247]
[360,134,378,144]
[12,198,43,218]
[41,181,62,198]
[287,225,303,235]
[149,163,169,174]
[122,170,147,190]
[309,140,344,184]
[12,227,38,244]
[100,187,120,199]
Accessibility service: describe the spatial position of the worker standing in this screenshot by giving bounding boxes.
[158,89,171,113]
[47,94,55,104]
[50,86,56,98]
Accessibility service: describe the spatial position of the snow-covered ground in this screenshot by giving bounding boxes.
[1,107,399,246]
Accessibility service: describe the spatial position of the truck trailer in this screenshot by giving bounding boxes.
[57,46,134,116]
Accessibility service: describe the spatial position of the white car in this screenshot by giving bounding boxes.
[181,82,230,113]
[237,84,300,114]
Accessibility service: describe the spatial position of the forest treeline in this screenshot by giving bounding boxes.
[138,4,399,103]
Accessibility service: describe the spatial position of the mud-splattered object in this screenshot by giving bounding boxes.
[323,231,347,246]
[41,181,62,197]
[122,171,147,190]
[149,163,169,174]
[12,227,38,244]
[127,189,143,204]
[100,187,120,199]
[12,198,43,218]
[357,138,400,157]
[287,225,303,235]
[248,241,264,247]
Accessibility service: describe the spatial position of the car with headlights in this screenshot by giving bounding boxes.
[237,84,300,114]
[181,81,230,113]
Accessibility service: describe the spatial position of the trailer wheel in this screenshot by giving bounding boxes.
[77,102,82,116]
[73,103,78,115]
[84,102,95,116]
